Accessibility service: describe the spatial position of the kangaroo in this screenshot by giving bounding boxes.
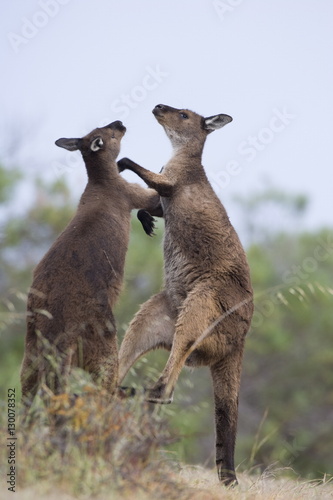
[20,120,159,409]
[117,105,253,485]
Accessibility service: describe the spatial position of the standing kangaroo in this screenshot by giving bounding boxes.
[21,120,159,408]
[117,105,253,485]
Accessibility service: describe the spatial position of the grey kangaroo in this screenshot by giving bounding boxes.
[20,120,159,409]
[117,105,253,485]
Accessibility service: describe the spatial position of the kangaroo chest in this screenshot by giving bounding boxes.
[162,198,215,309]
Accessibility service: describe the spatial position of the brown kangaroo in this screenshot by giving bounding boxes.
[117,105,253,485]
[20,120,159,408]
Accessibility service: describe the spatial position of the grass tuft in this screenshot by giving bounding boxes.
[1,372,185,498]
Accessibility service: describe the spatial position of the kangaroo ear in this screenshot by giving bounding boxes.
[55,138,81,151]
[203,114,233,133]
[90,137,104,151]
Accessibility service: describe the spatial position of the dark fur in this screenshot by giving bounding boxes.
[20,121,159,407]
[117,105,253,485]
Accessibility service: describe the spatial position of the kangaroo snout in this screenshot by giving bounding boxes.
[107,120,126,132]
[152,104,165,116]
[152,104,173,116]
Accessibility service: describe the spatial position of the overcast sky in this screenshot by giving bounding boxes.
[1,0,332,236]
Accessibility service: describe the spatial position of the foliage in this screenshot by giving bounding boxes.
[233,186,309,242]
[0,165,22,204]
[0,376,189,499]
[239,229,333,478]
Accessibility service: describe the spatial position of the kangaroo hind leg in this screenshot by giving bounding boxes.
[146,287,221,404]
[85,314,119,395]
[118,291,175,385]
[210,346,245,486]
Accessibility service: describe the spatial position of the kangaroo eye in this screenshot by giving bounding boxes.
[180,112,188,119]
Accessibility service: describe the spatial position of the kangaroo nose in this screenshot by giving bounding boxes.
[107,120,126,132]
[110,120,124,129]
[153,104,167,116]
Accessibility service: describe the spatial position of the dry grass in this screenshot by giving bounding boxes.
[179,467,333,500]
[1,372,184,499]
[1,468,332,500]
[1,372,332,499]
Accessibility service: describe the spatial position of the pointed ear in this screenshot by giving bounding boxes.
[55,138,81,151]
[203,114,233,133]
[90,137,104,152]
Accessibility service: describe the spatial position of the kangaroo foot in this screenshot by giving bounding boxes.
[217,467,238,488]
[116,386,138,399]
[116,385,173,404]
[145,385,173,404]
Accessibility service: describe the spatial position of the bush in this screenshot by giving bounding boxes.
[1,374,187,498]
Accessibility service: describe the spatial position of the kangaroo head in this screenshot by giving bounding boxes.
[152,104,232,148]
[55,120,126,161]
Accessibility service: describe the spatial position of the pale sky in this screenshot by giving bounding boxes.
[1,0,333,237]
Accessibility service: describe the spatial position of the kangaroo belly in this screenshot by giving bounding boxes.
[163,226,222,310]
